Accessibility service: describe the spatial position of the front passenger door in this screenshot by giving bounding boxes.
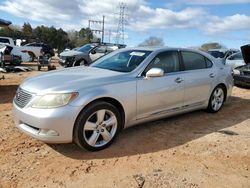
[136,50,185,120]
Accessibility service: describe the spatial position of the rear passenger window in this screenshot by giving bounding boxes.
[205,58,213,68]
[181,51,207,70]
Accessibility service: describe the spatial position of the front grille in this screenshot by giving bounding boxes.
[243,71,250,76]
[14,88,33,108]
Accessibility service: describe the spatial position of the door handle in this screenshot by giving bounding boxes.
[175,77,183,83]
[209,73,215,78]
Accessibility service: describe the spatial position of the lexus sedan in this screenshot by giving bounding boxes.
[13,47,233,151]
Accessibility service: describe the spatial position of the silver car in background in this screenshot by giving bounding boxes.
[13,47,233,151]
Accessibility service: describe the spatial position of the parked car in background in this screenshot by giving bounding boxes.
[13,47,233,151]
[0,44,21,66]
[59,43,126,67]
[207,48,239,60]
[225,52,245,69]
[0,36,42,61]
[233,44,250,87]
[0,43,30,63]
[24,43,55,57]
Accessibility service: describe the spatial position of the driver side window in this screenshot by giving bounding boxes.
[144,51,180,74]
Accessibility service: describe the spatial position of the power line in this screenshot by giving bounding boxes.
[115,3,127,45]
[88,15,105,43]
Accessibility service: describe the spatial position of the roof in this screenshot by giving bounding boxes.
[0,18,12,26]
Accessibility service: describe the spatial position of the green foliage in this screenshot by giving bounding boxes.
[0,22,94,52]
[138,36,165,47]
[0,26,23,38]
[200,43,223,51]
[22,22,33,37]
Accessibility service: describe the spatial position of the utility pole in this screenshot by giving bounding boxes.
[102,16,105,43]
[88,15,105,43]
[115,3,127,45]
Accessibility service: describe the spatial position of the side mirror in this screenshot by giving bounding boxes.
[91,50,96,54]
[227,56,233,60]
[146,68,164,79]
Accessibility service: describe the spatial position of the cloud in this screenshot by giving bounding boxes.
[129,6,206,31]
[0,0,79,22]
[0,0,250,43]
[184,0,250,5]
[204,14,250,34]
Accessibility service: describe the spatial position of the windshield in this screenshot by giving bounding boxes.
[232,52,243,60]
[92,50,152,72]
[77,44,94,52]
[208,51,225,58]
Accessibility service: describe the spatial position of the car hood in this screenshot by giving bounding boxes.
[241,44,250,64]
[20,67,128,94]
[235,63,250,71]
[59,50,85,57]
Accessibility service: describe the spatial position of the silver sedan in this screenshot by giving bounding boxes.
[13,47,233,151]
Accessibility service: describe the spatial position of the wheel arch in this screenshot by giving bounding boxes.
[215,83,227,101]
[74,97,126,130]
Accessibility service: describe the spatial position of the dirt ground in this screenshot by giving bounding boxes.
[0,68,250,188]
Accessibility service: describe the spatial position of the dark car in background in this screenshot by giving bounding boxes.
[59,43,126,67]
[24,43,55,57]
[207,48,239,60]
[233,44,250,88]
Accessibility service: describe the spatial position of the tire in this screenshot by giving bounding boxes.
[73,59,86,67]
[207,85,225,113]
[73,101,122,151]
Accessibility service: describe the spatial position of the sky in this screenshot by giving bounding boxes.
[0,0,250,49]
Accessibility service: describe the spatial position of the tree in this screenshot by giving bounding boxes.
[22,22,33,37]
[138,36,165,47]
[200,42,225,51]
[79,28,93,39]
[76,27,94,46]
[1,22,94,52]
[0,25,23,39]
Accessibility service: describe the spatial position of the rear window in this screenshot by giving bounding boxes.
[205,58,213,68]
[208,51,225,58]
[0,38,10,44]
[181,51,207,70]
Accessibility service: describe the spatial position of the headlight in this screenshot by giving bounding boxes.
[31,92,78,109]
[233,69,240,75]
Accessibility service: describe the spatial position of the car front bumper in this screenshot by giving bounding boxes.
[234,75,250,87]
[13,102,81,143]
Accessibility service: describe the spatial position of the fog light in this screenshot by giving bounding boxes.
[39,129,59,136]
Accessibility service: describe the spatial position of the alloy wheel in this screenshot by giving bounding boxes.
[83,109,118,148]
[211,87,224,111]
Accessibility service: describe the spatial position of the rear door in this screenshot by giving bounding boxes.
[136,50,185,119]
[180,51,215,107]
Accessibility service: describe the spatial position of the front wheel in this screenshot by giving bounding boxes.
[73,101,122,151]
[207,86,225,113]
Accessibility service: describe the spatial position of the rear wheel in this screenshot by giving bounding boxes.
[207,85,225,113]
[73,101,122,151]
